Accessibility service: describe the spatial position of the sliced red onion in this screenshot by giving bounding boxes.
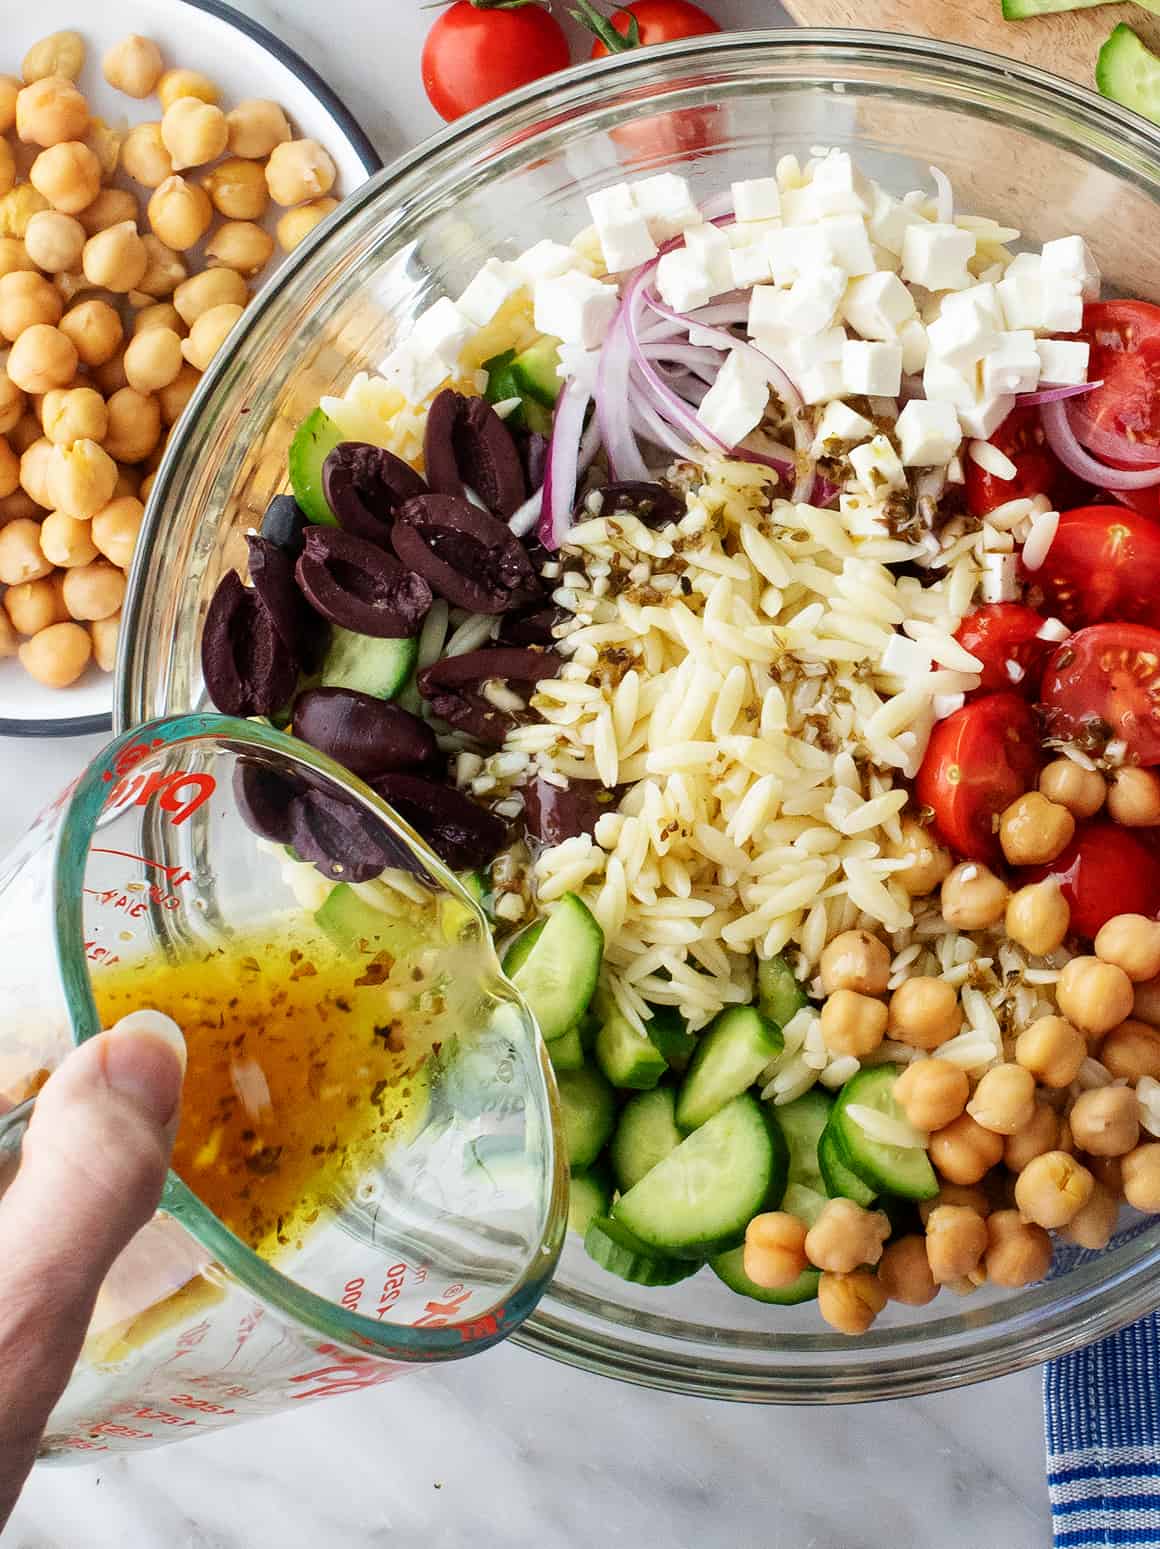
[578,411,602,472]
[640,342,724,372]
[632,399,694,459]
[1041,399,1160,490]
[815,476,840,507]
[930,165,953,225]
[645,291,805,415]
[1015,380,1100,407]
[597,301,650,484]
[539,374,590,550]
[1069,407,1160,466]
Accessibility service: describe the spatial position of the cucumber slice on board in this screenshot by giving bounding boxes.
[288,408,343,525]
[502,894,603,1043]
[568,1166,613,1236]
[775,1088,834,1194]
[675,1006,783,1131]
[710,1248,821,1306]
[613,1094,786,1260]
[594,986,668,1091]
[645,1006,696,1072]
[556,1064,616,1173]
[1002,0,1112,13]
[757,955,808,1029]
[584,1217,702,1286]
[549,1024,586,1072]
[1097,24,1160,122]
[830,1066,939,1202]
[319,628,417,700]
[818,1124,877,1208]
[610,1087,683,1192]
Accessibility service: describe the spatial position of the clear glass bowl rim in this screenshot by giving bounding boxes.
[121,28,1160,1402]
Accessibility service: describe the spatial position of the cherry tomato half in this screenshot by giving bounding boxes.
[1022,504,1160,628]
[422,2,570,123]
[1078,300,1160,448]
[1025,821,1160,939]
[588,0,721,54]
[1041,623,1160,767]
[954,603,1050,698]
[915,692,1042,864]
[965,406,1066,517]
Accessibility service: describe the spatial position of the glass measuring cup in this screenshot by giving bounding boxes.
[0,713,567,1458]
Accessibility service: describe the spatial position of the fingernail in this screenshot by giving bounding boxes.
[101,1010,186,1127]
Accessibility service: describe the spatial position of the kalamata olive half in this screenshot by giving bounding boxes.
[293,687,438,778]
[392,494,541,615]
[322,441,427,545]
[524,777,621,846]
[201,570,299,718]
[233,762,301,845]
[260,493,309,557]
[246,534,327,673]
[520,430,549,493]
[290,785,407,884]
[417,646,560,745]
[496,605,562,648]
[295,526,432,638]
[424,389,526,518]
[372,772,508,871]
[588,481,683,527]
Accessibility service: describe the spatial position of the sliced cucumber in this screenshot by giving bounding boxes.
[594,985,668,1091]
[314,884,422,959]
[319,627,417,700]
[1003,0,1111,13]
[1097,23,1160,122]
[556,1064,616,1173]
[568,1165,612,1236]
[288,408,343,526]
[782,1181,828,1228]
[710,1247,821,1306]
[675,1006,783,1131]
[610,1087,683,1192]
[613,1093,785,1260]
[645,1006,696,1073]
[818,1124,877,1208]
[503,895,603,1043]
[501,918,543,978]
[484,348,554,434]
[830,1066,939,1202]
[776,1087,833,1195]
[549,1024,586,1072]
[757,955,808,1029]
[584,1217,701,1286]
[509,336,562,408]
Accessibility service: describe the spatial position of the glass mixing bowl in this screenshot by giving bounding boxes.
[118,29,1160,1402]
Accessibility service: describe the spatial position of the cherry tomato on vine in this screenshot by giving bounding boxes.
[954,603,1051,698]
[581,0,722,54]
[422,1,571,123]
[915,692,1042,864]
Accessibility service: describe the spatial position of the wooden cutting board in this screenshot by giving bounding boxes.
[780,0,1160,89]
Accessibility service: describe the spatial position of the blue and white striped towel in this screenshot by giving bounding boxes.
[1045,1312,1160,1547]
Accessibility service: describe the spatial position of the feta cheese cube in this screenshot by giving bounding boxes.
[732,176,781,223]
[410,297,472,369]
[901,222,975,291]
[631,173,701,240]
[923,357,977,410]
[868,188,928,256]
[587,184,658,273]
[880,633,933,678]
[896,399,962,466]
[841,271,916,340]
[926,307,998,372]
[684,223,733,295]
[765,226,805,286]
[784,265,848,335]
[697,347,770,446]
[997,254,1044,331]
[382,343,452,404]
[728,219,780,248]
[533,272,618,349]
[899,318,929,374]
[812,400,875,454]
[980,551,1019,603]
[456,258,524,328]
[729,239,773,289]
[958,392,1016,440]
[849,434,908,495]
[655,247,713,313]
[842,339,903,396]
[982,330,1041,396]
[941,282,1004,331]
[749,284,792,340]
[1041,276,1084,334]
[782,154,868,223]
[516,240,582,282]
[785,326,846,370]
[1041,235,1100,301]
[798,362,846,405]
[587,183,636,225]
[807,214,876,278]
[1035,338,1090,385]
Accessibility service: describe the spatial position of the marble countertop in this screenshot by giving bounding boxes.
[3,1,1054,1542]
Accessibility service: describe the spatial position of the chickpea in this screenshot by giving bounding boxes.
[998,792,1075,867]
[201,158,269,222]
[160,98,227,173]
[1062,1184,1120,1251]
[888,976,961,1049]
[275,197,337,253]
[265,139,336,208]
[226,98,290,160]
[102,35,164,99]
[22,32,84,85]
[139,470,156,502]
[142,428,170,475]
[877,1234,938,1306]
[820,989,888,1057]
[894,1058,969,1132]
[117,125,170,192]
[0,607,16,656]
[61,558,125,621]
[102,388,161,465]
[1003,1102,1061,1173]
[742,1211,809,1289]
[18,619,89,685]
[126,237,185,304]
[147,175,212,253]
[173,266,246,326]
[58,298,121,367]
[1004,879,1070,958]
[1016,1015,1087,1088]
[940,862,1009,930]
[929,1112,1005,1185]
[966,1063,1037,1137]
[0,269,61,339]
[918,1182,990,1225]
[1095,914,1160,985]
[45,438,117,520]
[3,572,66,633]
[0,372,25,436]
[76,190,138,242]
[0,517,51,584]
[1070,1087,1141,1159]
[1136,977,1160,1028]
[0,141,16,201]
[1087,1153,1124,1198]
[122,327,183,396]
[90,351,127,397]
[0,434,18,499]
[133,301,183,337]
[181,302,243,371]
[1039,758,1105,818]
[89,611,120,673]
[22,210,82,274]
[29,142,101,216]
[82,223,148,295]
[817,1269,887,1335]
[819,930,890,997]
[158,362,199,425]
[41,386,107,447]
[1100,1019,1160,1082]
[10,412,41,455]
[18,436,53,505]
[1057,956,1135,1038]
[0,78,19,135]
[157,69,219,111]
[7,324,76,394]
[205,220,273,277]
[923,1203,988,1283]
[16,77,88,148]
[984,1209,1053,1287]
[1107,767,1160,827]
[38,508,96,568]
[804,1197,890,1273]
[0,237,34,279]
[1122,1143,1160,1212]
[1014,1149,1093,1228]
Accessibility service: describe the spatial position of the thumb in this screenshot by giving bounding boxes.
[0,1012,185,1490]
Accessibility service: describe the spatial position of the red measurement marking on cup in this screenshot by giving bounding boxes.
[91,848,193,881]
[57,1436,111,1452]
[103,768,217,828]
[83,940,121,966]
[129,1407,197,1429]
[167,1394,237,1417]
[412,1284,473,1328]
[287,1343,406,1402]
[88,1421,153,1441]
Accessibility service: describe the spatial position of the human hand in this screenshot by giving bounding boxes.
[0,1012,185,1527]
